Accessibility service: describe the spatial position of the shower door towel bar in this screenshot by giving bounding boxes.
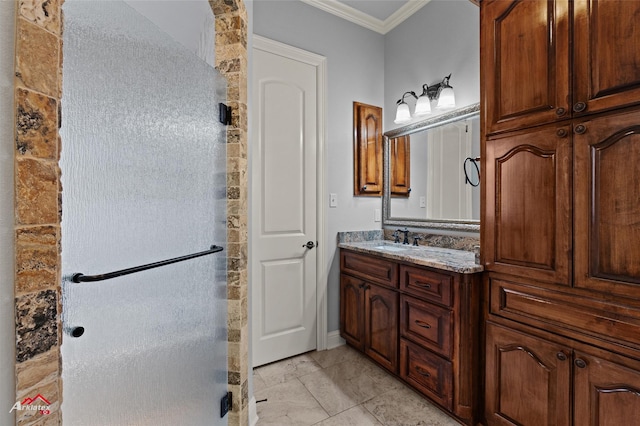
[72,245,224,283]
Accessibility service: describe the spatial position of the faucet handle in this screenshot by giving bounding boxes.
[412,236,423,247]
[392,230,401,243]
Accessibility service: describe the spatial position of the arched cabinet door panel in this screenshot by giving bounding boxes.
[365,283,399,373]
[573,350,640,426]
[574,110,640,298]
[485,322,571,426]
[340,274,365,350]
[484,123,572,286]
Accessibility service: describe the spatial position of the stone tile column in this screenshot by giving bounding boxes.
[13,0,64,425]
[211,0,249,424]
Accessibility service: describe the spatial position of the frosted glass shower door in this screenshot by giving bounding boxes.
[60,2,228,425]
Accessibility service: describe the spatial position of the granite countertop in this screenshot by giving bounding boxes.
[338,240,483,274]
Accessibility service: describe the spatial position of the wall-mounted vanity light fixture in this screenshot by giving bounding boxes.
[394,74,456,124]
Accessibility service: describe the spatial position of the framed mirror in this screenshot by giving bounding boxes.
[382,103,480,232]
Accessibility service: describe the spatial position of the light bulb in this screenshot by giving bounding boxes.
[394,102,411,124]
[436,87,455,109]
[413,95,432,116]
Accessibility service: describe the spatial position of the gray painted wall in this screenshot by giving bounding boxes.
[385,0,480,131]
[0,1,15,424]
[253,0,479,337]
[253,0,386,334]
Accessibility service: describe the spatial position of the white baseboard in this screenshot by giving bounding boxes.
[249,396,258,426]
[326,330,346,350]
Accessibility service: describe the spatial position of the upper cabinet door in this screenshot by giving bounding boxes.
[484,123,572,286]
[482,0,570,135]
[573,110,640,299]
[353,102,383,196]
[573,0,640,117]
[390,135,411,197]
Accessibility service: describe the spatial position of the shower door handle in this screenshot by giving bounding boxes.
[303,241,317,249]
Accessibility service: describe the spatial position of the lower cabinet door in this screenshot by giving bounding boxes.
[485,322,571,426]
[400,338,453,410]
[573,350,640,426]
[340,274,365,350]
[365,282,399,373]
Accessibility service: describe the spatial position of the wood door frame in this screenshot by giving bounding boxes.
[251,35,328,354]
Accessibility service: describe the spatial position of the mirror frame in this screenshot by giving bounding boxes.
[382,102,481,232]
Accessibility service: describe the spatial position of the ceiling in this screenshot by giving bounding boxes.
[299,0,432,34]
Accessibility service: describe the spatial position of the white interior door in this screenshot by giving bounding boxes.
[251,38,322,367]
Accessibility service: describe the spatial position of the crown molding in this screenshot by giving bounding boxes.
[300,0,431,35]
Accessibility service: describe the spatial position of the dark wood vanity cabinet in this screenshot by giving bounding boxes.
[340,249,482,425]
[481,1,640,425]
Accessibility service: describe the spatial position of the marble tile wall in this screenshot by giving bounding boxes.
[12,0,250,425]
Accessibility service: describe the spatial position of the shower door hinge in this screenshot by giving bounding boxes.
[220,391,232,417]
[219,103,232,125]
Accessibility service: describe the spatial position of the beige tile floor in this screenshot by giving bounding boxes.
[254,344,462,426]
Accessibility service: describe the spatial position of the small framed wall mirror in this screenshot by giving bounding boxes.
[382,103,480,232]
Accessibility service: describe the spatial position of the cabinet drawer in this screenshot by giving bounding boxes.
[400,265,452,306]
[341,250,398,288]
[490,277,640,347]
[400,295,452,358]
[400,338,453,410]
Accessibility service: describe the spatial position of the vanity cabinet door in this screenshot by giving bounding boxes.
[481,0,570,135]
[353,101,383,196]
[365,282,399,373]
[572,0,640,118]
[573,110,640,299]
[340,274,365,350]
[484,124,572,286]
[485,322,571,426]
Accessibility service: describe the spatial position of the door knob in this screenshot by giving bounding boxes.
[303,241,316,249]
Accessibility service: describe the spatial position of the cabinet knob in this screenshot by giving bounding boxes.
[573,102,587,113]
[556,128,568,138]
[556,107,566,116]
[574,124,587,134]
[556,352,567,361]
[574,358,587,369]
[361,185,367,191]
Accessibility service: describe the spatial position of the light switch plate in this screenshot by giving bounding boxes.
[374,208,381,222]
[330,193,338,207]
[420,196,426,208]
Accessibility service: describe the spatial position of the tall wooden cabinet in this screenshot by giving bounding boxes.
[481,1,640,425]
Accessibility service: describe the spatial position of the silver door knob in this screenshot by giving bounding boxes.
[303,241,316,249]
